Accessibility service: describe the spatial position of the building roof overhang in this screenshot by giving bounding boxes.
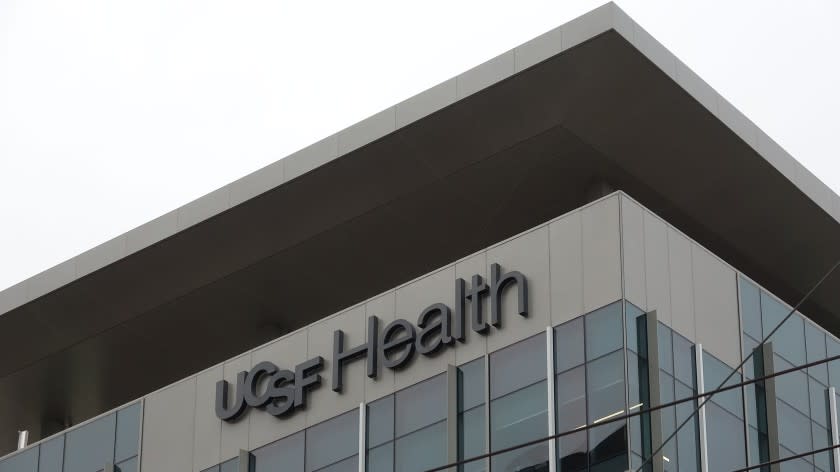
[1,2,838,454]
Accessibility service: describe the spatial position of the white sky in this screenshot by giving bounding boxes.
[1,1,838,292]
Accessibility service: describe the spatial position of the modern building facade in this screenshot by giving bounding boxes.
[2,3,840,472]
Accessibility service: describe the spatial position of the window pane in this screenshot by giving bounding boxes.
[585,302,623,360]
[675,381,699,472]
[252,431,305,472]
[556,365,586,432]
[395,421,446,472]
[773,355,810,415]
[490,334,546,400]
[368,443,393,472]
[306,409,359,472]
[115,403,141,462]
[554,317,584,374]
[779,446,813,472]
[809,378,828,427]
[812,421,831,472]
[0,447,38,472]
[459,406,486,472]
[777,400,812,454]
[625,302,645,354]
[762,293,806,365]
[703,352,743,418]
[706,403,746,471]
[738,276,762,340]
[116,456,137,472]
[64,413,117,472]
[805,323,829,385]
[459,358,485,412]
[828,338,840,388]
[316,456,358,472]
[395,374,446,436]
[586,350,626,466]
[490,381,548,472]
[368,395,394,448]
[673,332,695,388]
[38,436,64,472]
[219,457,238,472]
[658,323,673,375]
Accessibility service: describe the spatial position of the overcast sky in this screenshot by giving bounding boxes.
[1,0,838,292]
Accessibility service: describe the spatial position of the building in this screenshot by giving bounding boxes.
[2,3,840,471]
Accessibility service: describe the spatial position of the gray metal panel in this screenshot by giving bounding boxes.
[249,330,309,450]
[193,365,223,472]
[643,211,672,327]
[123,210,178,255]
[364,292,396,402]
[562,2,615,50]
[283,135,339,181]
[75,236,126,278]
[548,208,584,326]
[395,79,457,129]
[338,108,396,155]
[221,354,252,461]
[140,379,196,472]
[581,195,622,312]
[667,228,696,341]
[513,25,563,73]
[485,226,550,353]
[394,267,457,391]
[178,187,231,231]
[454,253,488,366]
[229,159,286,208]
[621,194,647,310]
[307,306,367,426]
[455,51,515,99]
[691,245,740,367]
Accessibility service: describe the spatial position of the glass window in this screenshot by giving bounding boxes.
[367,396,394,448]
[739,277,762,340]
[805,323,829,385]
[703,353,743,418]
[38,436,64,472]
[459,407,485,472]
[116,456,137,472]
[317,456,358,472]
[773,355,810,415]
[809,378,828,427]
[0,447,38,472]
[490,381,548,472]
[554,317,584,374]
[459,358,485,412]
[586,350,626,467]
[625,302,645,354]
[658,374,676,472]
[777,400,813,455]
[490,334,546,400]
[658,323,674,375]
[828,337,840,388]
[368,443,393,472]
[64,413,117,472]
[812,422,831,472]
[762,293,806,365]
[585,302,623,360]
[458,358,485,472]
[306,409,359,472]
[675,381,700,472]
[395,421,446,472]
[252,431,305,472]
[706,403,746,471]
[115,403,141,462]
[219,458,238,472]
[672,332,695,388]
[396,374,446,436]
[778,446,812,472]
[556,365,586,470]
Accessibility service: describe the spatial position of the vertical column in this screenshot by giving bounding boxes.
[643,311,664,472]
[828,386,840,472]
[754,343,780,472]
[238,449,251,472]
[694,344,709,472]
[358,402,366,472]
[484,354,491,472]
[104,463,115,472]
[546,327,557,472]
[447,365,459,471]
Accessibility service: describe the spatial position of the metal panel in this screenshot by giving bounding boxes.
[695,344,709,472]
[545,327,557,472]
[829,386,840,472]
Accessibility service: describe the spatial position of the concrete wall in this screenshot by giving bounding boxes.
[140,193,625,472]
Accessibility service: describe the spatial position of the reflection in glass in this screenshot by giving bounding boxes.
[585,302,623,360]
[252,431,305,472]
[306,409,359,472]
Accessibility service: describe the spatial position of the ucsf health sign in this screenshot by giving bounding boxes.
[215,263,528,422]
